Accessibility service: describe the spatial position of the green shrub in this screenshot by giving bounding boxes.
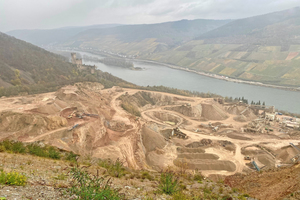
[0,145,6,152]
[0,171,27,186]
[193,173,203,183]
[172,191,193,200]
[27,143,48,157]
[11,141,26,153]
[158,172,180,195]
[141,171,153,181]
[48,147,61,159]
[65,151,78,162]
[69,167,122,200]
[98,158,126,178]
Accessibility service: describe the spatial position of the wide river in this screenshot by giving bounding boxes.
[77,51,300,114]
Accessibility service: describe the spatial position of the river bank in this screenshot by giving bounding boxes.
[68,48,300,92]
[51,48,300,92]
[132,59,300,92]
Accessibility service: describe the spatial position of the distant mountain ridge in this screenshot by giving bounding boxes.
[7,24,121,46]
[143,7,300,86]
[7,19,231,55]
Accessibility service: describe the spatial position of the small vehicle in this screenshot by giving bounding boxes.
[244,156,251,160]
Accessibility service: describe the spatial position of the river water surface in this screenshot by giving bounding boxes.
[77,51,300,114]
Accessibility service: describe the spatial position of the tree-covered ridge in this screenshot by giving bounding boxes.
[0,32,77,86]
[0,32,137,96]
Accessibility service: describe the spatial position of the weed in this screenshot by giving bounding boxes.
[98,158,127,178]
[202,184,212,194]
[48,147,61,159]
[69,167,123,200]
[141,171,153,181]
[193,173,203,183]
[219,186,224,194]
[0,140,62,160]
[0,171,27,186]
[65,151,78,163]
[232,188,239,193]
[54,173,67,180]
[172,191,193,200]
[158,171,180,195]
[0,145,5,152]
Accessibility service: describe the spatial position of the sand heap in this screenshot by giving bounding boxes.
[201,103,228,120]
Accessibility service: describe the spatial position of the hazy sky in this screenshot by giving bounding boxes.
[1,0,300,32]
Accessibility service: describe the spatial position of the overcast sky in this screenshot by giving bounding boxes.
[1,0,300,32]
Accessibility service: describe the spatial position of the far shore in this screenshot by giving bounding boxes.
[53,48,300,92]
[133,58,300,92]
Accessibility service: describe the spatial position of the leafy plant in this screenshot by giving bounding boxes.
[0,140,62,160]
[98,158,127,178]
[158,171,180,195]
[69,167,122,200]
[141,171,153,181]
[0,171,27,186]
[65,151,78,162]
[48,147,61,159]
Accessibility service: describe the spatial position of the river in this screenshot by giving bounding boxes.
[76,51,300,114]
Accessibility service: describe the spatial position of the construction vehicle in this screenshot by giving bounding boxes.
[68,110,77,119]
[244,156,251,160]
[171,127,188,139]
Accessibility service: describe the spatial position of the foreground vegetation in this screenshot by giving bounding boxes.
[0,140,77,161]
[0,140,254,199]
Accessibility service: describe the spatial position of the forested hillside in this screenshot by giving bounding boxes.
[0,32,135,96]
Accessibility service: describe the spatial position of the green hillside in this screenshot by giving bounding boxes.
[0,32,135,96]
[0,32,78,87]
[59,19,231,55]
[142,7,300,86]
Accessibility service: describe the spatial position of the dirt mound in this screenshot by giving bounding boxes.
[218,140,236,152]
[141,126,166,152]
[276,146,299,163]
[176,147,205,153]
[227,134,252,140]
[177,153,219,160]
[152,111,181,125]
[146,151,170,171]
[75,82,104,91]
[225,163,300,200]
[242,146,265,156]
[186,139,212,148]
[185,142,204,148]
[55,85,79,101]
[226,105,243,115]
[233,115,247,122]
[257,154,275,167]
[174,159,236,171]
[29,99,68,115]
[164,104,202,118]
[201,103,228,120]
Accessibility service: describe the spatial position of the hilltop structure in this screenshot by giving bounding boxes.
[71,53,95,74]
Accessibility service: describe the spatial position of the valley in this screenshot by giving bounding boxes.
[1,82,299,179]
